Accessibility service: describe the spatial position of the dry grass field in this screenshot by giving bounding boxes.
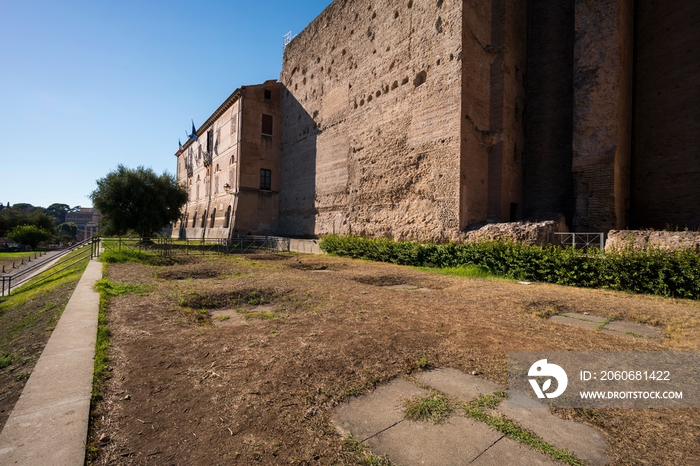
[86,252,700,465]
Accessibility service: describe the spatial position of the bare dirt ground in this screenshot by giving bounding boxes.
[87,252,700,465]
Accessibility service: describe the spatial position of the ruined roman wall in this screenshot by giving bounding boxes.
[457,0,527,228]
[630,1,700,229]
[572,0,634,231]
[523,0,575,223]
[280,0,465,241]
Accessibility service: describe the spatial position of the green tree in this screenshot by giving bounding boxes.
[0,207,54,236]
[7,225,54,250]
[45,203,76,224]
[89,165,188,238]
[57,222,78,241]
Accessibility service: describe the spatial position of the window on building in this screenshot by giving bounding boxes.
[261,114,273,136]
[260,169,272,191]
[206,130,213,152]
[210,209,216,228]
[230,113,237,135]
[201,210,207,228]
[192,212,197,228]
[264,89,272,101]
[224,205,232,228]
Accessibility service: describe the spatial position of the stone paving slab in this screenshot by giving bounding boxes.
[499,392,608,466]
[333,369,609,466]
[365,416,502,466]
[604,320,661,338]
[549,315,601,330]
[333,378,430,442]
[0,259,102,466]
[550,313,661,340]
[561,312,608,324]
[415,368,503,402]
[470,437,562,466]
[385,284,431,291]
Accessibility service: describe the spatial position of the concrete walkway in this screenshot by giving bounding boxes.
[0,259,102,465]
[333,368,608,465]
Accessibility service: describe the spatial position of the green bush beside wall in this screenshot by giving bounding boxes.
[319,235,700,299]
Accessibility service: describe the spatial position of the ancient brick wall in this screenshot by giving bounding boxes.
[572,0,634,232]
[523,0,575,223]
[280,0,465,241]
[459,0,527,227]
[630,1,700,230]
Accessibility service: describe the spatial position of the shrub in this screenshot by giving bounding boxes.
[319,235,700,300]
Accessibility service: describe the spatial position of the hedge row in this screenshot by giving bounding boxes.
[319,235,700,300]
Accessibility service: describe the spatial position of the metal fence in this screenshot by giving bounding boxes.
[92,235,291,258]
[1,239,94,297]
[553,232,605,250]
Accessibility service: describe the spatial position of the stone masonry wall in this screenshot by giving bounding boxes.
[572,0,634,232]
[280,0,464,241]
[606,230,700,253]
[630,1,700,230]
[524,0,575,223]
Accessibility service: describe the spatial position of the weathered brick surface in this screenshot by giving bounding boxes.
[572,0,634,231]
[630,1,700,230]
[176,0,700,242]
[280,0,465,241]
[280,0,531,241]
[524,0,575,223]
[606,230,700,252]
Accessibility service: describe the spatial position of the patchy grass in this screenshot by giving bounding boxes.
[92,278,148,398]
[85,254,700,465]
[417,264,505,280]
[596,316,615,331]
[99,248,156,264]
[236,309,279,320]
[344,436,393,466]
[404,393,452,423]
[94,279,149,297]
[0,253,88,429]
[415,355,429,369]
[463,392,585,466]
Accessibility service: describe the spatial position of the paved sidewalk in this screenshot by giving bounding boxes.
[0,259,102,465]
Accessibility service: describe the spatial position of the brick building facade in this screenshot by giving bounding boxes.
[173,81,281,239]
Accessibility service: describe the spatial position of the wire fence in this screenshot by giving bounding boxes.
[92,235,291,258]
[553,232,605,251]
[0,239,94,297]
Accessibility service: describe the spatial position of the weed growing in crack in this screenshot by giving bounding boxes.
[463,392,584,466]
[345,435,393,465]
[404,393,452,423]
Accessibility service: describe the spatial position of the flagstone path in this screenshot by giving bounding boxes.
[332,368,608,465]
[549,313,662,339]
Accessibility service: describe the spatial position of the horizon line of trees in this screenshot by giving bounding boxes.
[0,203,85,249]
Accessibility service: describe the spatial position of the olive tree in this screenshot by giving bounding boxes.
[7,225,54,250]
[90,165,188,238]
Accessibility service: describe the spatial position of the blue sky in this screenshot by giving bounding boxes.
[0,0,331,209]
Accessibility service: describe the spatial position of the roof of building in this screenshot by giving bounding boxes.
[177,79,279,156]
